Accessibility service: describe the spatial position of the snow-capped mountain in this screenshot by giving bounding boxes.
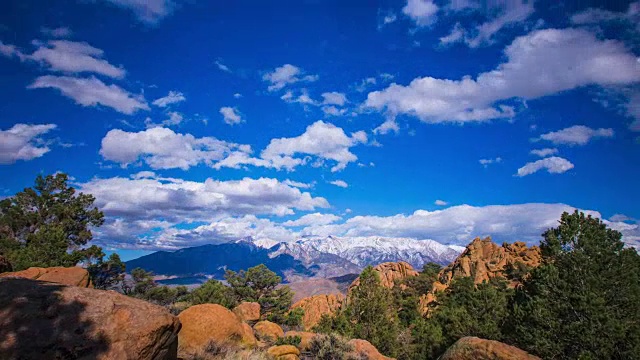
[266,235,462,274]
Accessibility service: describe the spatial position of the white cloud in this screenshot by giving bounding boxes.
[571,1,639,27]
[322,106,347,117]
[530,148,558,157]
[321,92,348,106]
[403,0,439,27]
[301,203,640,247]
[233,93,243,99]
[261,120,368,172]
[281,90,318,106]
[355,77,377,92]
[215,59,231,73]
[28,75,149,114]
[82,176,329,249]
[439,22,465,45]
[329,180,348,188]
[0,41,26,60]
[0,123,57,164]
[366,28,640,125]
[220,106,244,125]
[516,156,574,176]
[465,0,535,48]
[479,157,502,167]
[101,0,176,24]
[263,64,318,91]
[30,40,125,78]
[283,179,315,189]
[152,91,186,107]
[41,27,73,38]
[100,127,252,170]
[283,213,342,227]
[538,125,614,145]
[434,199,448,206]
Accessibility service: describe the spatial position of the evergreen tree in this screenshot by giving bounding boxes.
[509,211,640,359]
[189,279,237,308]
[0,173,104,270]
[347,266,400,357]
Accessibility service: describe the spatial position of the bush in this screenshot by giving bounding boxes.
[275,335,301,347]
[308,333,353,360]
[190,279,237,308]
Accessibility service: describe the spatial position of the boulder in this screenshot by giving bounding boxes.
[267,345,300,360]
[0,255,12,273]
[0,266,92,287]
[178,304,256,358]
[348,339,394,360]
[283,331,317,351]
[253,320,284,342]
[350,261,419,291]
[0,277,180,360]
[439,337,541,360]
[290,293,344,330]
[233,301,261,322]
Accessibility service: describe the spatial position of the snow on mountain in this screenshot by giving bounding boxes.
[264,235,462,271]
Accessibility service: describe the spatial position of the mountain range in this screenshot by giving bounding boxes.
[125,236,463,284]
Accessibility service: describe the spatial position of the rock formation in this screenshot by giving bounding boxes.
[0,266,92,287]
[0,277,180,360]
[177,303,256,358]
[420,237,541,313]
[349,261,419,291]
[439,337,541,360]
[253,320,284,342]
[233,301,261,322]
[348,339,395,360]
[290,293,344,330]
[0,255,12,273]
[437,237,541,286]
[267,344,300,360]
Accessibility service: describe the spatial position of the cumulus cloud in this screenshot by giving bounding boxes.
[220,106,244,125]
[479,157,502,167]
[283,213,342,227]
[30,40,125,78]
[100,0,176,24]
[152,91,186,107]
[81,176,329,249]
[516,156,574,176]
[263,64,318,91]
[300,203,640,247]
[538,125,614,145]
[0,39,125,78]
[530,148,558,157]
[366,28,640,126]
[403,0,439,27]
[0,123,57,164]
[321,92,348,106]
[261,120,368,172]
[434,199,448,206]
[40,27,73,38]
[28,75,149,114]
[329,180,348,188]
[100,127,252,170]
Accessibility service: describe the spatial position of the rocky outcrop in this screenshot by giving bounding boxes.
[267,345,300,360]
[0,255,11,273]
[283,331,317,351]
[290,293,344,331]
[233,301,261,322]
[254,320,284,342]
[0,277,180,360]
[348,339,394,360]
[0,266,92,287]
[438,238,541,286]
[420,238,541,314]
[439,337,541,360]
[178,304,256,358]
[349,261,419,291]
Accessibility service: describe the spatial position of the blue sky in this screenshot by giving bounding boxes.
[1,0,639,260]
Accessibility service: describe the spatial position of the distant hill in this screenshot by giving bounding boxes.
[125,240,312,282]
